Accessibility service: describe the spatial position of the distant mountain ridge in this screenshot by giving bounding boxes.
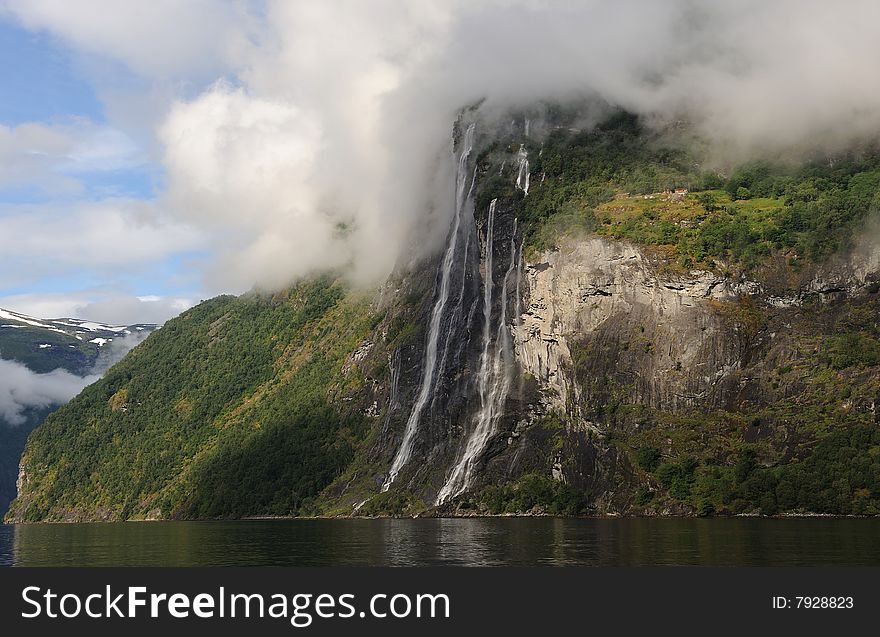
[0,307,155,374]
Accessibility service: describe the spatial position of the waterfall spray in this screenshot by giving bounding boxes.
[383,123,476,491]
[435,225,472,399]
[515,145,530,195]
[514,239,523,324]
[437,209,520,504]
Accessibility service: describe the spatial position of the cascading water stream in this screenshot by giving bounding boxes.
[515,144,530,195]
[437,208,519,504]
[514,238,523,326]
[385,349,401,422]
[383,123,476,491]
[435,226,471,398]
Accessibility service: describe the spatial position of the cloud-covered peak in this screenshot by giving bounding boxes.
[6,0,880,293]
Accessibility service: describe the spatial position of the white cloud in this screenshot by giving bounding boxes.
[0,293,96,321]
[156,0,880,290]
[0,119,145,196]
[0,358,98,425]
[0,198,202,286]
[75,295,193,325]
[0,0,254,79]
[60,125,142,174]
[6,0,880,293]
[0,121,83,195]
[158,82,348,290]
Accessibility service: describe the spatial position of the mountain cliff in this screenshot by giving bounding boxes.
[8,107,880,522]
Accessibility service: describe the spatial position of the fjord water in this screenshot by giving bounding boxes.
[3,518,880,567]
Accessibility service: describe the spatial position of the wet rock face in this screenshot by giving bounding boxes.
[372,196,524,501]
[512,237,746,416]
[366,202,748,507]
[343,169,880,514]
[352,193,878,512]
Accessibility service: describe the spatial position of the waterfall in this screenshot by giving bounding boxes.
[513,237,524,405]
[515,145,530,195]
[385,349,401,421]
[437,221,471,373]
[514,238,523,326]
[437,209,519,504]
[383,123,476,491]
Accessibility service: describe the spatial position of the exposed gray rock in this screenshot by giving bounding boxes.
[512,237,743,414]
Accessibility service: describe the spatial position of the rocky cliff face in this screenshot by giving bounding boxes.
[336,201,880,516]
[514,237,746,414]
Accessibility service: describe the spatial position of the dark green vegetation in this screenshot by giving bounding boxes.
[0,410,49,515]
[474,474,590,515]
[0,324,87,515]
[7,278,380,522]
[0,326,99,375]
[478,110,880,273]
[632,424,880,516]
[0,311,154,375]
[584,290,880,517]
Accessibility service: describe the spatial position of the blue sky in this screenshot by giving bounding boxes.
[0,21,162,204]
[0,1,349,325]
[0,16,202,323]
[0,22,104,124]
[0,0,441,320]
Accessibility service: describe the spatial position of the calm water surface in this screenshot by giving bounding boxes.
[2,518,879,567]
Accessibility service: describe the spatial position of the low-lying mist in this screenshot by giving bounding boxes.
[0,331,150,426]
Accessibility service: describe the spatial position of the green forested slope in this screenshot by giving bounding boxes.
[0,312,156,516]
[7,277,378,521]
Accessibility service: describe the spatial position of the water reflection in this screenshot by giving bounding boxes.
[2,518,879,567]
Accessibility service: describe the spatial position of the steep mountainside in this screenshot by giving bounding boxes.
[8,283,379,521]
[9,108,880,522]
[0,308,155,514]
